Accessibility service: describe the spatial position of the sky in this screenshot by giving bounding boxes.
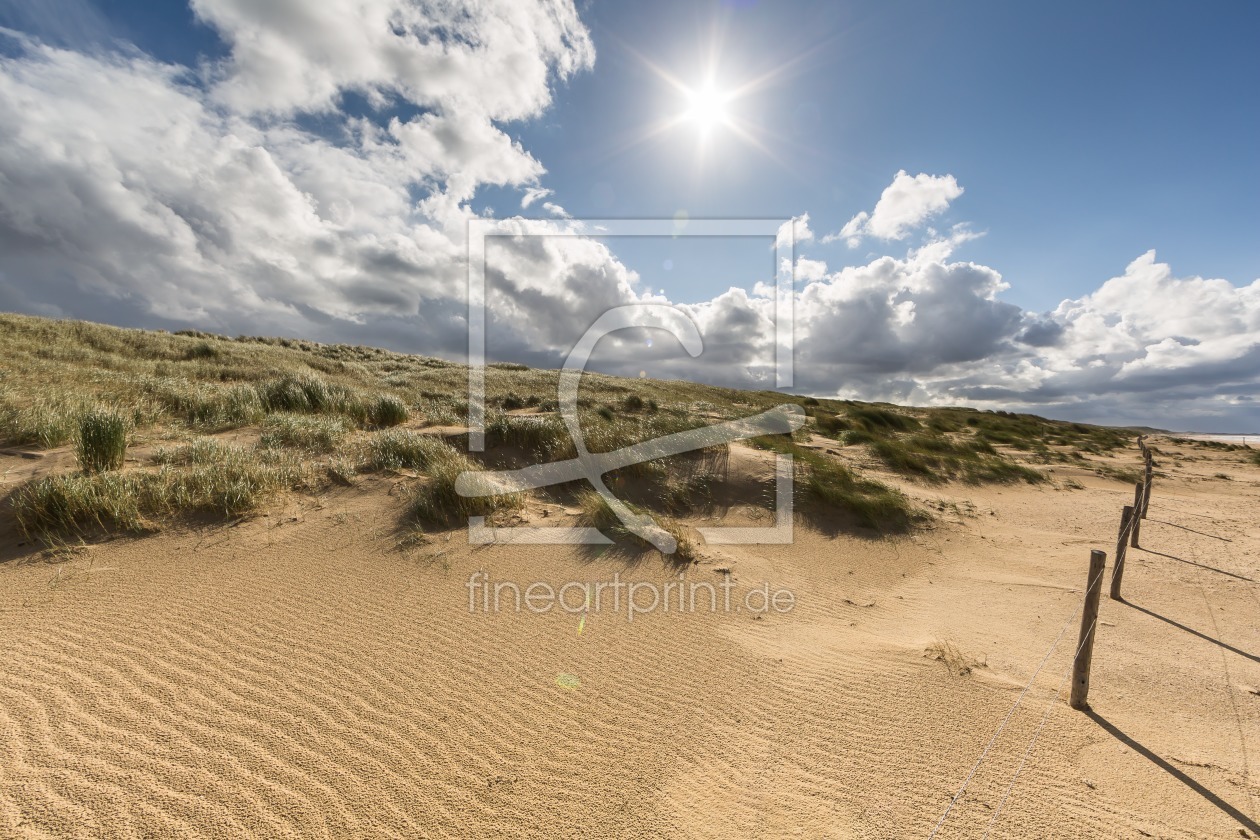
[0,0,1258,431]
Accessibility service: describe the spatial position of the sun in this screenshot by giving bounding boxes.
[683,83,730,131]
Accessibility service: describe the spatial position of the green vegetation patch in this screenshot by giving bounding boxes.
[748,435,914,531]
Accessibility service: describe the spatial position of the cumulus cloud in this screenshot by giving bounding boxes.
[190,0,594,118]
[775,213,814,250]
[541,201,571,219]
[887,252,1260,428]
[794,258,828,283]
[520,187,553,209]
[0,4,603,339]
[827,171,964,246]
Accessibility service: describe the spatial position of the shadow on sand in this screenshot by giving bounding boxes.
[1145,518,1233,543]
[1121,599,1259,665]
[1135,546,1254,583]
[1085,709,1260,835]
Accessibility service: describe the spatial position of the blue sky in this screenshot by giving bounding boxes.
[1,0,1258,429]
[511,1,1260,310]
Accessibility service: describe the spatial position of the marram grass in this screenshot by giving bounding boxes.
[75,407,130,473]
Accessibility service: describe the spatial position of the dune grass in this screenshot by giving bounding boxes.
[0,391,87,448]
[868,434,1045,485]
[259,413,349,453]
[485,411,571,457]
[365,429,457,471]
[370,394,409,427]
[75,407,130,473]
[1091,463,1143,484]
[574,489,695,560]
[748,434,914,531]
[0,312,1143,542]
[408,447,526,524]
[15,441,315,538]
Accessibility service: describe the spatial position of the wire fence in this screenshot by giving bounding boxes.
[923,434,1225,837]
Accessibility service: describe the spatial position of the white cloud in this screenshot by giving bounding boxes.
[774,213,814,250]
[520,187,552,209]
[826,171,964,246]
[190,0,594,119]
[794,258,828,282]
[0,5,603,339]
[541,201,571,219]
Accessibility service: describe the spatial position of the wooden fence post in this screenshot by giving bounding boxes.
[1142,450,1153,519]
[1071,549,1107,710]
[1130,482,1144,547]
[1111,505,1133,601]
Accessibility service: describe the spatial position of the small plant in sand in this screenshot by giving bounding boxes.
[365,429,457,471]
[260,413,349,453]
[324,456,361,486]
[409,447,527,524]
[369,394,409,427]
[75,407,130,473]
[924,639,987,676]
[574,488,695,561]
[749,434,915,532]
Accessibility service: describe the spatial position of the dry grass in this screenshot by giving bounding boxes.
[574,489,695,560]
[75,407,130,473]
[364,429,456,471]
[259,414,349,453]
[924,639,987,676]
[408,447,526,525]
[749,435,915,531]
[14,442,316,539]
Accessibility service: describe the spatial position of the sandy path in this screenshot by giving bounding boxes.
[1,438,1258,838]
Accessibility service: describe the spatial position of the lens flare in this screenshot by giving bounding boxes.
[684,83,729,130]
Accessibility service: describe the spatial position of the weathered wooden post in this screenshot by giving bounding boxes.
[1071,549,1107,710]
[1111,505,1133,601]
[1130,482,1144,547]
[1142,450,1153,519]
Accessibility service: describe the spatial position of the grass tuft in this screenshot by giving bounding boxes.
[409,448,526,524]
[369,394,409,427]
[867,434,1044,485]
[15,442,314,539]
[75,407,130,473]
[749,435,914,531]
[255,373,367,422]
[0,392,86,447]
[574,489,695,560]
[365,429,456,471]
[259,413,348,453]
[14,472,147,536]
[486,412,572,458]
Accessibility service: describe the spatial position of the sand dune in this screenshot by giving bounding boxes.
[2,436,1258,838]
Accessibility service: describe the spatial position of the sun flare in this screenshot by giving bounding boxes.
[683,84,729,131]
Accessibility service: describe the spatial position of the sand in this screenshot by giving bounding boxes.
[1,437,1258,838]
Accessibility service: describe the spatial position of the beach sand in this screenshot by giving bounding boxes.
[2,436,1258,838]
